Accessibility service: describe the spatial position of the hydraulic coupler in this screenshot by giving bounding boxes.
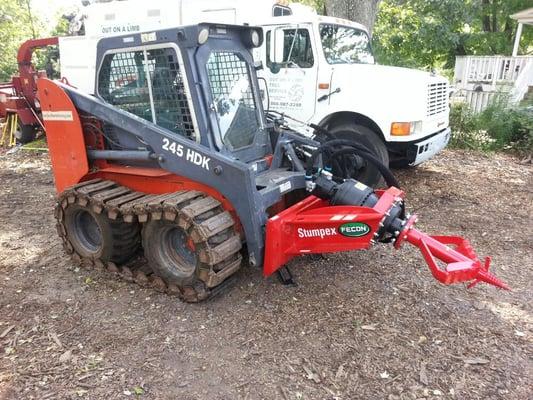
[310,176,509,290]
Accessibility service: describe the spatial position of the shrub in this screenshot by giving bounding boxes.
[480,101,532,152]
[449,99,533,155]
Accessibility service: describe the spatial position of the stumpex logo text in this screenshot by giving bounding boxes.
[297,227,337,239]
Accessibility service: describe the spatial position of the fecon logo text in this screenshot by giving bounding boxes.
[339,222,371,237]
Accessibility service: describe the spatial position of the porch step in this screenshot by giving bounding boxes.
[522,85,533,103]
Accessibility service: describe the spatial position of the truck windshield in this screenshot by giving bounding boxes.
[319,24,374,65]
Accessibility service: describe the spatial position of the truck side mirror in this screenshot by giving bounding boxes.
[271,28,286,64]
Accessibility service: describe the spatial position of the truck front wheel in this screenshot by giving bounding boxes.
[327,123,389,188]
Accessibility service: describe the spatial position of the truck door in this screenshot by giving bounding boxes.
[262,25,318,126]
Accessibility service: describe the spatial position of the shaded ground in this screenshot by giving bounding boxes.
[0,148,531,400]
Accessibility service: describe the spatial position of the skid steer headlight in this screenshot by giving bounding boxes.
[251,29,260,47]
[243,29,262,48]
[198,28,209,45]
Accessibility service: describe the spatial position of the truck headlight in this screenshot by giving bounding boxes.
[391,121,421,136]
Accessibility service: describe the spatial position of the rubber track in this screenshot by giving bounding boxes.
[55,179,243,302]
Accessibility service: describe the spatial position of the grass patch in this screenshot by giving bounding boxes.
[21,137,48,151]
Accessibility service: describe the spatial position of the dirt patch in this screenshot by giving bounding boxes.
[0,149,531,400]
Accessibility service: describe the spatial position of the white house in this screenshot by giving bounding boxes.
[453,8,533,112]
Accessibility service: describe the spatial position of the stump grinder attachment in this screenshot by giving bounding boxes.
[264,175,509,290]
[37,23,508,302]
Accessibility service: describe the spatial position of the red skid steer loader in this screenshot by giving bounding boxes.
[38,24,508,302]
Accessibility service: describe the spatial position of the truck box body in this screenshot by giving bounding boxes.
[59,0,450,166]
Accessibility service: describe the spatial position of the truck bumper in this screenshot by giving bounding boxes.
[411,127,451,166]
[388,128,451,166]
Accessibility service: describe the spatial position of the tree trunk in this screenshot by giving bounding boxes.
[491,0,498,33]
[481,0,492,32]
[325,0,382,35]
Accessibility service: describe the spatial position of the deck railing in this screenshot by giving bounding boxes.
[453,55,533,112]
[454,55,533,89]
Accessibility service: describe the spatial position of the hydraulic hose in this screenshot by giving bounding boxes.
[327,147,400,188]
[305,139,370,175]
[265,110,399,187]
[306,138,400,188]
[307,123,336,140]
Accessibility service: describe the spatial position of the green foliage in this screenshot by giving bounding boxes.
[21,137,48,151]
[373,0,470,70]
[449,100,533,154]
[449,102,493,150]
[39,14,73,79]
[51,15,70,37]
[0,2,68,82]
[373,0,533,72]
[480,99,533,152]
[296,0,326,14]
[31,14,69,79]
[132,386,145,396]
[0,0,38,81]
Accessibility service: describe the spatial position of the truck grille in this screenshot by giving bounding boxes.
[427,82,448,117]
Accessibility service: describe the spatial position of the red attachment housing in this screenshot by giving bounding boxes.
[264,187,405,276]
[16,37,59,108]
[264,189,509,290]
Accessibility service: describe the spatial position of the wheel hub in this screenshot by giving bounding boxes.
[71,209,102,253]
[162,226,197,274]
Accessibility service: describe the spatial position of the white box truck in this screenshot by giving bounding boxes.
[59,0,451,179]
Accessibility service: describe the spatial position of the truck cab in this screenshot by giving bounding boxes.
[259,12,451,169]
[59,0,451,183]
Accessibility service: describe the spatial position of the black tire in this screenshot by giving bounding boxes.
[16,122,38,144]
[59,203,140,264]
[143,220,198,286]
[142,194,242,297]
[327,122,389,187]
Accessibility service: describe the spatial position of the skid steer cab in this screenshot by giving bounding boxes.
[38,23,508,302]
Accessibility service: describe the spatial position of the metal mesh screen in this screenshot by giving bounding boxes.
[98,51,152,122]
[98,47,196,139]
[206,52,258,150]
[207,52,255,107]
[147,48,195,138]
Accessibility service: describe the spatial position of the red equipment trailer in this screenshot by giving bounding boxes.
[0,37,58,143]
